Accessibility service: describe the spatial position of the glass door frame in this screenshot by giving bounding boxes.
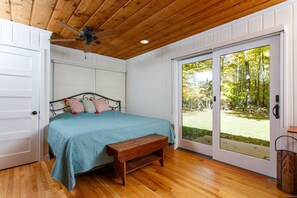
[178,53,213,156]
[212,35,281,178]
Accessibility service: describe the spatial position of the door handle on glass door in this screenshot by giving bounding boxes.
[272,104,280,119]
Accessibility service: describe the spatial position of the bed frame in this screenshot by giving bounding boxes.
[50,92,121,116]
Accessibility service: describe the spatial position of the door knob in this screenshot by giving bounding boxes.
[32,111,38,115]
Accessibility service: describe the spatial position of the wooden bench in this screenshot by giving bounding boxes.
[106,134,168,186]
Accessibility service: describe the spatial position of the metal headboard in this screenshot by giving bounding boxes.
[50,92,121,116]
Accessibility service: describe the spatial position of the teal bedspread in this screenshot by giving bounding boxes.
[48,111,175,191]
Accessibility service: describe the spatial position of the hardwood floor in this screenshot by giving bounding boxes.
[0,147,292,198]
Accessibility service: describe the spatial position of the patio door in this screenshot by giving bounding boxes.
[179,54,213,156]
[212,35,281,177]
[179,35,281,177]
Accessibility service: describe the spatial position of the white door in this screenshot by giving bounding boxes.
[0,44,40,169]
[212,35,280,177]
[179,54,213,156]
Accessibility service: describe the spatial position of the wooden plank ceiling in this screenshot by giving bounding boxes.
[0,0,285,60]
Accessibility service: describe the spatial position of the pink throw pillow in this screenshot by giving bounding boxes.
[65,99,84,114]
[93,100,112,113]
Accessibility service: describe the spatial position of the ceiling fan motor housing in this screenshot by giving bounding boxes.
[81,26,98,45]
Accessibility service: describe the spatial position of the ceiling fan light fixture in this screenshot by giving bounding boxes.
[140,39,149,44]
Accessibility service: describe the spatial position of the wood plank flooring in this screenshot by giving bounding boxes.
[0,147,293,198]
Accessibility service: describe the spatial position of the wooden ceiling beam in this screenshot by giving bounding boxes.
[0,0,11,20]
[119,0,285,59]
[30,0,57,29]
[10,0,33,25]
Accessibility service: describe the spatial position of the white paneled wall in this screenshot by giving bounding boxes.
[96,70,125,111]
[126,0,296,134]
[54,63,96,99]
[51,45,126,72]
[0,18,52,160]
[51,45,126,111]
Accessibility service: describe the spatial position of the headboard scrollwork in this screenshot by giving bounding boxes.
[50,92,121,116]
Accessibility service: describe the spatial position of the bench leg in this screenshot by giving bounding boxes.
[120,161,126,186]
[153,149,164,167]
[114,158,119,178]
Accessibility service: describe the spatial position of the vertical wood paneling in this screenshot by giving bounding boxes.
[293,4,297,125]
[249,16,263,33]
[214,30,221,44]
[0,23,2,40]
[13,26,30,45]
[53,63,96,100]
[204,33,214,47]
[221,27,232,41]
[30,30,39,48]
[275,5,292,26]
[263,12,275,29]
[2,23,13,42]
[95,70,126,111]
[193,36,204,49]
[40,33,50,49]
[232,21,248,38]
[50,45,127,111]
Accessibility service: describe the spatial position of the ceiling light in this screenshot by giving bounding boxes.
[140,40,149,44]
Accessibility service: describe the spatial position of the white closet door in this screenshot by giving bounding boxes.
[54,63,95,100]
[0,44,40,169]
[96,70,125,112]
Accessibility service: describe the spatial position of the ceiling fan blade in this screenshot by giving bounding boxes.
[97,42,118,50]
[56,21,81,36]
[94,29,119,38]
[50,38,81,42]
[83,44,93,53]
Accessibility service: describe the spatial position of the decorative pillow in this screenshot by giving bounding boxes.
[83,100,96,113]
[93,100,112,113]
[65,99,84,114]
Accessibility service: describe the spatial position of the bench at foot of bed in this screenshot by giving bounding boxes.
[106,134,168,186]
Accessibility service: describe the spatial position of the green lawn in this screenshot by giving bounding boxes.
[183,110,269,141]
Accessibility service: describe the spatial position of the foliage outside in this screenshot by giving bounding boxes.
[182,46,271,146]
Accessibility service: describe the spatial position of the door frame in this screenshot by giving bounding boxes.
[212,35,281,178]
[178,54,213,156]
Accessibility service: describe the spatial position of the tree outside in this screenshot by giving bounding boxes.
[182,45,271,159]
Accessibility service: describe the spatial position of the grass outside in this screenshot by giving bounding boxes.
[183,109,270,141]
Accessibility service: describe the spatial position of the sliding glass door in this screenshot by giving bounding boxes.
[212,35,280,177]
[179,54,213,156]
[179,35,281,177]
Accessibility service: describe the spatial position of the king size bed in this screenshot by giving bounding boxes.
[48,92,175,191]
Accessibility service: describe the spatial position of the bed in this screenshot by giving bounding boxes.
[48,92,175,191]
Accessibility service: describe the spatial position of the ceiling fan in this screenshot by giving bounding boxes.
[50,21,118,52]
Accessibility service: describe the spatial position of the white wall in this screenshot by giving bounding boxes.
[51,45,126,111]
[0,18,52,160]
[126,1,296,134]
